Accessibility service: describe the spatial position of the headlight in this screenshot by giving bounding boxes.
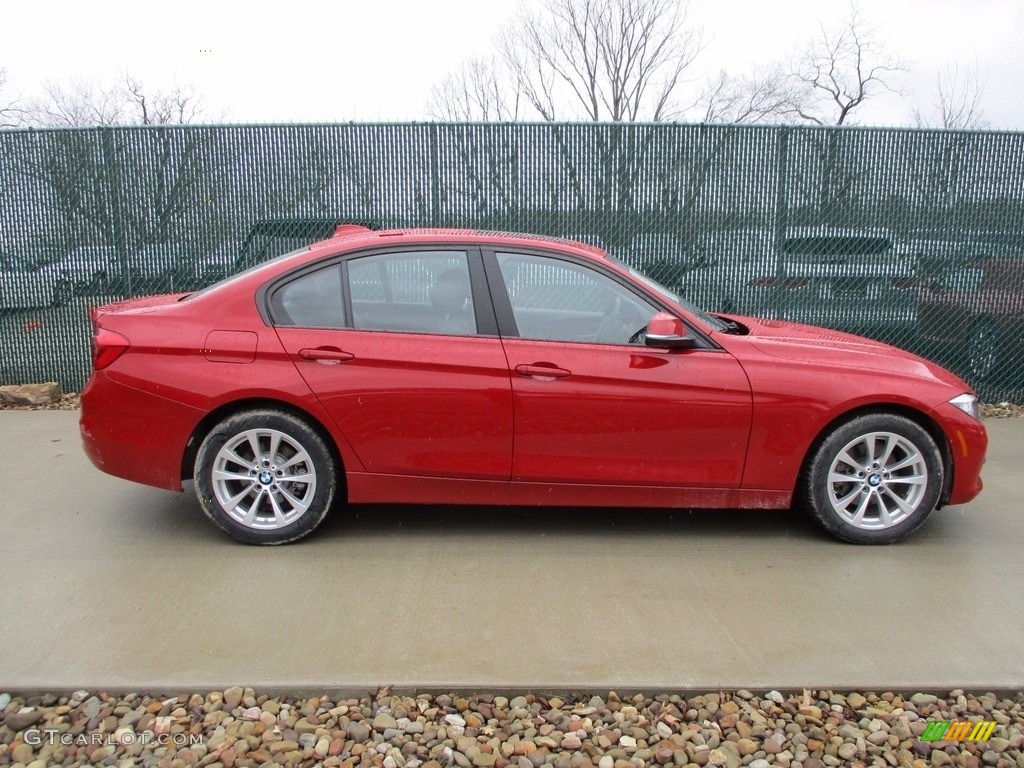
[949,393,979,421]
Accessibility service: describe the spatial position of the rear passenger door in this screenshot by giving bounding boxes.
[272,247,514,481]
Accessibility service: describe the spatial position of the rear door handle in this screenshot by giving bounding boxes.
[298,347,354,364]
[514,363,571,379]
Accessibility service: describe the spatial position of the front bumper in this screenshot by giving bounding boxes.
[928,401,988,506]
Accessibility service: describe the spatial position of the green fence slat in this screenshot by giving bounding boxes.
[1,122,1022,399]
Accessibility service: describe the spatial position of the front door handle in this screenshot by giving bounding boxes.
[298,347,354,364]
[514,363,571,380]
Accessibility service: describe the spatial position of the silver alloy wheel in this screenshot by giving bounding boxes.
[211,428,317,530]
[826,431,928,530]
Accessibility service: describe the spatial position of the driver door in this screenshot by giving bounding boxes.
[489,250,752,488]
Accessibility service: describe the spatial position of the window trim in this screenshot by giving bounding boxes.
[261,245,501,338]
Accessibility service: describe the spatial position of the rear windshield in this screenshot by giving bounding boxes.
[184,247,309,300]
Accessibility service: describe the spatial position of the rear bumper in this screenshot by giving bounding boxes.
[80,371,203,492]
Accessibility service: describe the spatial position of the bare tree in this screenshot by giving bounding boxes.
[123,76,203,125]
[908,62,991,246]
[913,61,989,130]
[10,73,224,288]
[1,67,25,128]
[428,57,522,121]
[697,67,805,124]
[790,2,907,126]
[498,0,705,122]
[23,74,203,127]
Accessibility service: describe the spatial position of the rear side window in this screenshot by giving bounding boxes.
[347,251,479,336]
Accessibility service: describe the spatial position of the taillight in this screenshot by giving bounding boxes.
[784,278,809,289]
[748,277,777,287]
[93,327,130,370]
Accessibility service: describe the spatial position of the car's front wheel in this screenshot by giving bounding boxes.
[800,413,943,544]
[194,410,338,545]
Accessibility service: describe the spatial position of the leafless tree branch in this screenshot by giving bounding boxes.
[22,73,204,127]
[913,60,989,130]
[790,1,908,125]
[428,57,522,121]
[496,0,705,122]
[695,67,806,124]
[0,67,26,128]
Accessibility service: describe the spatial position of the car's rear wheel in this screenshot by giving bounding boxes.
[194,410,337,545]
[800,413,943,544]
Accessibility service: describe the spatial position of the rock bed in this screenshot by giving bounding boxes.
[0,392,79,411]
[0,689,1021,768]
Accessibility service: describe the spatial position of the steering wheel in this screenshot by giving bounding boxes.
[597,296,650,345]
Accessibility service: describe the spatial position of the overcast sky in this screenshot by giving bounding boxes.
[2,0,1022,128]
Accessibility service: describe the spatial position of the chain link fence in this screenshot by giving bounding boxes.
[1,122,1021,398]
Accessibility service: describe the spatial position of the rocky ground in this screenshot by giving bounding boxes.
[0,391,77,409]
[978,402,1024,419]
[0,391,79,410]
[0,689,1021,768]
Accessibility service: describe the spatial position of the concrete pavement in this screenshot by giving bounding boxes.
[1,410,1022,694]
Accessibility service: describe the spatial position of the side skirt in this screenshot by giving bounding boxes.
[346,472,792,509]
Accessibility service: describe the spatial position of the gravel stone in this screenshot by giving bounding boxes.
[0,689,1017,768]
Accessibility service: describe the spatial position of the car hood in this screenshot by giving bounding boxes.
[723,314,970,390]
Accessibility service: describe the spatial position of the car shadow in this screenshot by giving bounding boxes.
[118,482,975,548]
[317,501,827,543]
[133,482,826,544]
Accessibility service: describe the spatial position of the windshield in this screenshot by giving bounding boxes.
[606,253,729,331]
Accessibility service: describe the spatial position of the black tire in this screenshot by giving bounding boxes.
[800,413,943,544]
[194,410,338,545]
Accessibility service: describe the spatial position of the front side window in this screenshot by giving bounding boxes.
[496,252,658,345]
[348,251,478,336]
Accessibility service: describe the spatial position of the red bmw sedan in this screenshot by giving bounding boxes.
[80,227,986,545]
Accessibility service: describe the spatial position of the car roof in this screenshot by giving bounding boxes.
[308,226,609,261]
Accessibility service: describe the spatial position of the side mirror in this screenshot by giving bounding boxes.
[644,312,697,349]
